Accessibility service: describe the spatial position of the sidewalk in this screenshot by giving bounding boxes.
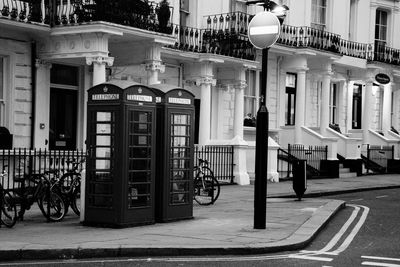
[0,173,399,261]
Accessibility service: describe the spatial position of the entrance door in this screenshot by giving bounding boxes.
[50,88,77,150]
[352,84,362,129]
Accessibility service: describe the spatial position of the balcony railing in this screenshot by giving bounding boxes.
[0,0,173,34]
[2,3,400,66]
[168,24,256,60]
[278,25,341,53]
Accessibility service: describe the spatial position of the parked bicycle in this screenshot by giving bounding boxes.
[58,158,84,216]
[14,170,66,222]
[0,166,17,228]
[193,158,220,205]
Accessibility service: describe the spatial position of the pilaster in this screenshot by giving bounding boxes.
[363,71,375,144]
[144,44,165,85]
[33,59,52,149]
[320,69,333,136]
[294,67,308,144]
[86,56,114,86]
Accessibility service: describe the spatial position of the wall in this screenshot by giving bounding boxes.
[0,37,32,148]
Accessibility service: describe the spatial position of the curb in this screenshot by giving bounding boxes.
[0,200,346,262]
[269,185,400,199]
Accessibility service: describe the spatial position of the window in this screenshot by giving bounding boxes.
[329,83,338,124]
[375,9,388,60]
[0,57,4,126]
[244,70,257,126]
[285,73,296,126]
[311,0,326,30]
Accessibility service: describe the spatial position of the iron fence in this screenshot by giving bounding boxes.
[194,145,234,184]
[288,144,328,173]
[0,148,86,191]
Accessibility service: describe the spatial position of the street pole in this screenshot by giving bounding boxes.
[254,47,269,229]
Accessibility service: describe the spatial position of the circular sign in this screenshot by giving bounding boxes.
[248,11,281,49]
[375,73,390,85]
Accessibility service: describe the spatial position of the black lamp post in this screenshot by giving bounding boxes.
[246,0,288,229]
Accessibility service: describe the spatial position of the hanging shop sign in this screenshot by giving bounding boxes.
[375,73,390,85]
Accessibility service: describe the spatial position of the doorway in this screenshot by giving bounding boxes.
[49,88,77,150]
[352,84,362,129]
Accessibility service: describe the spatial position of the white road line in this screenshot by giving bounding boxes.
[362,261,400,267]
[362,256,400,262]
[300,250,338,255]
[314,205,360,253]
[376,195,388,198]
[330,204,369,255]
[350,198,364,201]
[289,254,333,262]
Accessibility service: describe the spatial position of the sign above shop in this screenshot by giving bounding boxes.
[375,73,390,85]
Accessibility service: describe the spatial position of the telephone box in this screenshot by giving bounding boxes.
[152,85,195,222]
[85,81,161,227]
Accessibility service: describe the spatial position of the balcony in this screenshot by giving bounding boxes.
[0,0,173,34]
[1,3,400,66]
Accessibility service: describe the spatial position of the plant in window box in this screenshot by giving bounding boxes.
[156,0,171,34]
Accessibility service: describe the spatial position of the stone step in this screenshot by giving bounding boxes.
[339,172,358,178]
[339,168,351,173]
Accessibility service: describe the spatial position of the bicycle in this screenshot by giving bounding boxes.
[193,158,220,205]
[58,158,84,216]
[14,170,66,222]
[0,167,17,228]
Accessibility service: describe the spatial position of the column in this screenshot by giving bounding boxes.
[144,44,165,85]
[320,69,332,136]
[382,83,393,135]
[33,59,52,149]
[231,69,250,185]
[196,73,216,145]
[346,81,354,133]
[363,74,374,144]
[233,70,246,138]
[86,56,114,86]
[295,68,308,144]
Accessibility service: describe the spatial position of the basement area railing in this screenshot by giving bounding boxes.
[194,145,235,184]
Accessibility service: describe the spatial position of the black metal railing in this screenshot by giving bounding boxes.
[371,43,400,65]
[0,0,174,34]
[277,148,295,179]
[0,148,86,191]
[194,145,234,184]
[169,24,256,60]
[362,144,394,172]
[288,144,328,174]
[278,25,341,53]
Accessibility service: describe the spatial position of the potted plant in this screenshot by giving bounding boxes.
[156,0,171,33]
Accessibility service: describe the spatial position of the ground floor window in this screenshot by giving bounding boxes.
[329,83,338,124]
[50,64,79,150]
[285,73,296,126]
[244,70,257,127]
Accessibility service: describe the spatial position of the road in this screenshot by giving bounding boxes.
[2,188,400,267]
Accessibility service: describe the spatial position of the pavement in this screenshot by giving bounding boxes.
[0,173,399,262]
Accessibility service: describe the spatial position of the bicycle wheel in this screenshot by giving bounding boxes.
[193,175,220,205]
[69,185,80,216]
[59,173,78,194]
[38,191,66,222]
[1,191,17,228]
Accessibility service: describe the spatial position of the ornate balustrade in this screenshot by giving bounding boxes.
[372,43,400,65]
[169,24,256,60]
[0,0,173,34]
[1,3,400,66]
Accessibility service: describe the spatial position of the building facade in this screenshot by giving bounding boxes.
[1,0,399,184]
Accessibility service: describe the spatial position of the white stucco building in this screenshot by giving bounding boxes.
[1,0,399,185]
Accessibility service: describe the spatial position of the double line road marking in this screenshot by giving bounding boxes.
[289,204,370,262]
